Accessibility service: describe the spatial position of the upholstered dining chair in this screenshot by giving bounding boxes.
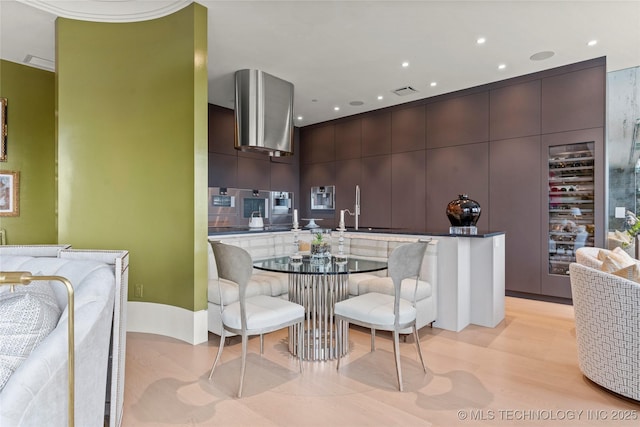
[334,241,428,391]
[208,242,305,397]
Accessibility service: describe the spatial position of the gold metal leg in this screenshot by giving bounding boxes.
[0,272,75,427]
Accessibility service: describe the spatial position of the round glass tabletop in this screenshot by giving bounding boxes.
[253,255,387,275]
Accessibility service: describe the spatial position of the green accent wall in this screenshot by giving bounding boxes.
[56,3,208,311]
[0,60,56,244]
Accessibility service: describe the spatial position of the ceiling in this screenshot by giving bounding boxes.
[1,0,639,126]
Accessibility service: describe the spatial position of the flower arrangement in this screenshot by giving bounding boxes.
[620,210,640,248]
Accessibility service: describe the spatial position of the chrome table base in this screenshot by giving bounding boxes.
[288,271,349,361]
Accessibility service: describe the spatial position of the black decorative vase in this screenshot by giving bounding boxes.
[446,194,481,227]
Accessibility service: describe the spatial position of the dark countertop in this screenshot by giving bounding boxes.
[209,226,504,238]
[208,226,293,235]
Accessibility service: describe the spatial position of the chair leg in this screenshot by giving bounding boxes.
[209,330,226,380]
[413,326,426,373]
[298,321,304,373]
[336,319,343,370]
[238,334,248,398]
[393,331,403,392]
[370,328,376,351]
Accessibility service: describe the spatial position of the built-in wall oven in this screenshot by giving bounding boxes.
[270,191,293,226]
[209,187,294,229]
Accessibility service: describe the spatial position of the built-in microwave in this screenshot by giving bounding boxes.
[310,185,335,210]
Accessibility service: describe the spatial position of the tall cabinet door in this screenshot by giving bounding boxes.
[426,143,489,233]
[490,136,541,295]
[541,128,605,299]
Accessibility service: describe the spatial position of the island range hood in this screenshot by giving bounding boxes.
[234,69,294,156]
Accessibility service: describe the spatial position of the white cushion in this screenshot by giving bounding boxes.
[221,295,304,330]
[208,278,264,306]
[358,276,432,301]
[250,271,288,297]
[334,293,416,327]
[347,273,379,296]
[349,238,388,259]
[0,280,62,391]
[600,248,636,273]
[611,262,640,283]
[236,237,276,260]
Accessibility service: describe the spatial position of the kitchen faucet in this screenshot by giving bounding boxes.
[343,184,360,230]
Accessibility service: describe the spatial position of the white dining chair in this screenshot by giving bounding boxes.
[334,241,428,391]
[208,242,305,397]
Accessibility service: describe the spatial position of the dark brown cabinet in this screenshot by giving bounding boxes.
[426,92,489,149]
[391,151,426,231]
[426,143,489,233]
[391,105,425,153]
[489,80,541,141]
[335,158,361,228]
[360,155,391,228]
[335,119,362,160]
[300,124,334,164]
[541,65,605,134]
[236,156,270,190]
[362,112,391,157]
[489,136,541,295]
[208,153,237,188]
[270,162,297,193]
[208,104,236,156]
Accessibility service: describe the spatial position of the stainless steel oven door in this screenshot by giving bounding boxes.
[240,189,270,224]
[208,187,238,227]
[270,191,293,225]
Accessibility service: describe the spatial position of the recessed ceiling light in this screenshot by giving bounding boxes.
[334,106,340,111]
[587,39,598,47]
[498,64,506,70]
[476,37,486,45]
[377,95,384,100]
[430,82,437,87]
[297,116,303,121]
[530,51,555,61]
[402,61,410,68]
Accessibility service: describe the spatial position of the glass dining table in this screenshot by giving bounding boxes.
[253,255,387,361]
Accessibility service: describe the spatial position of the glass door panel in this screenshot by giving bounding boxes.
[548,142,595,275]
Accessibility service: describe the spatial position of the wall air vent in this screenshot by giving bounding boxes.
[392,86,418,96]
[24,54,54,71]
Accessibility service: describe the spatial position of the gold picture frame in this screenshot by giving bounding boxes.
[0,98,6,161]
[0,170,19,216]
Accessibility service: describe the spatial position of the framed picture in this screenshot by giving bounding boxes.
[0,98,6,161]
[0,170,19,216]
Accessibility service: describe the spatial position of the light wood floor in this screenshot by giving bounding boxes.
[122,297,639,426]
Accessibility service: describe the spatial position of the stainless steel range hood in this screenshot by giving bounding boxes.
[235,69,294,156]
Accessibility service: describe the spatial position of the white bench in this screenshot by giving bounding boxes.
[207,231,438,336]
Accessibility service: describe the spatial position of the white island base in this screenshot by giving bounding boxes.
[424,233,505,332]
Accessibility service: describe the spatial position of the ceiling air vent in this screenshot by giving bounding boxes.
[392,86,418,96]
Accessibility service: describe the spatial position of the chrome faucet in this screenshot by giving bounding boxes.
[343,184,360,230]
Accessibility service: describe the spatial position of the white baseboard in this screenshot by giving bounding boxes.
[127,302,209,345]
